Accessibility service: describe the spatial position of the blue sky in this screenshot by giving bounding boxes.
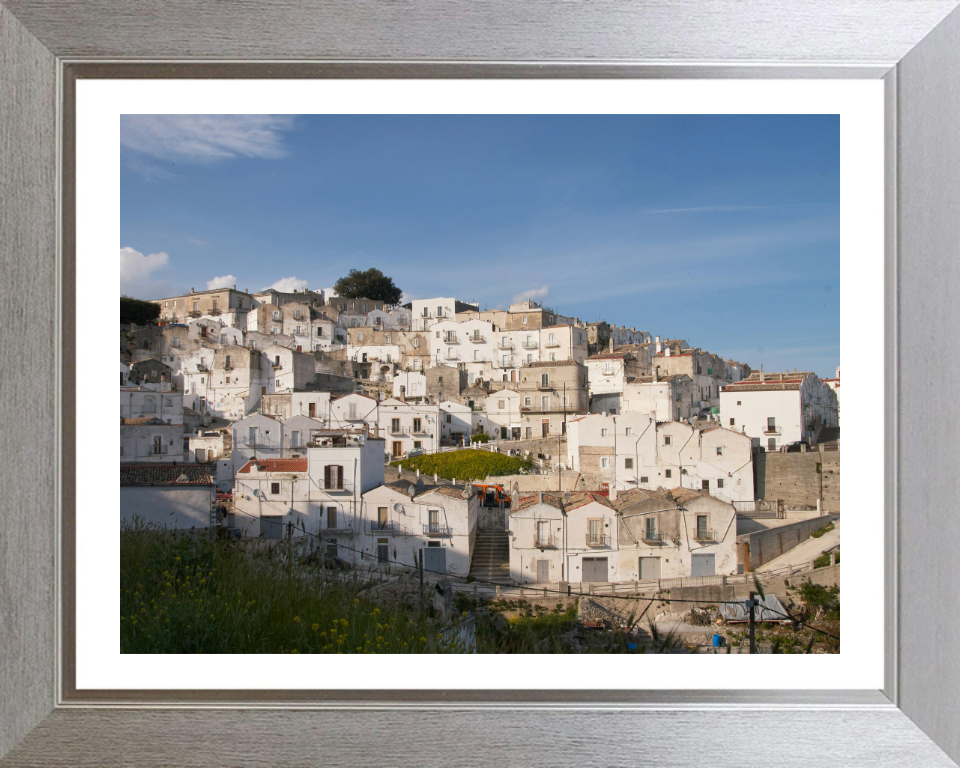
[121,114,839,377]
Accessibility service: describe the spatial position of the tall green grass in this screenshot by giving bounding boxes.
[121,520,457,654]
[391,449,532,481]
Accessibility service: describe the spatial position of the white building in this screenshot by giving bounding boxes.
[483,389,524,440]
[438,400,474,447]
[393,371,427,402]
[328,392,381,431]
[378,399,441,458]
[231,434,385,541]
[121,464,216,532]
[230,413,285,475]
[566,412,754,502]
[823,367,840,422]
[620,374,695,422]
[720,371,839,449]
[359,480,478,575]
[120,385,184,425]
[509,492,620,585]
[615,488,738,580]
[120,417,185,463]
[410,297,462,332]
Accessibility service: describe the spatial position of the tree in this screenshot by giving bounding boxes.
[332,268,403,306]
[120,295,161,326]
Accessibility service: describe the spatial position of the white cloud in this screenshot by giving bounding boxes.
[263,276,311,293]
[120,246,177,299]
[511,285,549,304]
[121,115,296,164]
[206,275,237,290]
[322,287,338,299]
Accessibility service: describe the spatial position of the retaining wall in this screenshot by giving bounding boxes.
[740,515,837,570]
[754,448,840,511]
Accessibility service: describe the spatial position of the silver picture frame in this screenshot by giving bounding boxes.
[2,1,959,764]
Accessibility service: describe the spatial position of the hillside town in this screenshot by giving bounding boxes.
[121,281,840,604]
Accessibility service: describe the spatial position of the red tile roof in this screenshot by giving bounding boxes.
[120,464,214,486]
[237,458,308,474]
[511,491,615,514]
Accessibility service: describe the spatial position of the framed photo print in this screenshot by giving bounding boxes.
[1,1,959,766]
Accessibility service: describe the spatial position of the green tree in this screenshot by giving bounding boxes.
[332,268,403,306]
[120,295,161,325]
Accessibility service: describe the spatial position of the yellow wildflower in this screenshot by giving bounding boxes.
[312,624,319,632]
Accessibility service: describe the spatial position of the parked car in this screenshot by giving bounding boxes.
[405,448,425,458]
[303,551,352,570]
[784,440,807,452]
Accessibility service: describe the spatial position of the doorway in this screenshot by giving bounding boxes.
[691,553,716,577]
[639,556,661,581]
[536,560,550,583]
[582,557,608,583]
[423,545,446,574]
[541,420,549,438]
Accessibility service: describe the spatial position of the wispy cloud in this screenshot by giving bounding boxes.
[640,203,834,215]
[206,274,237,290]
[511,285,549,304]
[120,246,180,299]
[264,276,310,293]
[121,115,297,165]
[188,238,209,247]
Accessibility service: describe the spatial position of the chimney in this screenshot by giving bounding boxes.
[654,366,659,382]
[233,284,236,290]
[190,288,195,293]
[655,336,660,343]
[760,370,765,382]
[610,484,617,501]
[665,347,671,357]
[608,336,614,352]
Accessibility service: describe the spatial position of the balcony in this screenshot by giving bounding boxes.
[423,523,453,537]
[196,363,208,372]
[272,363,283,370]
[367,521,409,536]
[388,427,409,436]
[763,426,781,435]
[545,340,561,348]
[534,530,556,549]
[444,353,461,362]
[536,382,553,391]
[694,528,719,543]
[585,533,611,548]
[498,340,514,350]
[223,363,233,371]
[442,334,458,344]
[322,518,355,536]
[641,530,665,544]
[210,308,222,315]
[521,340,538,349]
[188,311,201,318]
[343,414,365,422]
[150,446,169,455]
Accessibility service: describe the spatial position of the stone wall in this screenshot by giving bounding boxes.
[740,515,837,570]
[754,448,840,512]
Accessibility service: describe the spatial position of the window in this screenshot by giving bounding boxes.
[220,334,226,345]
[412,338,418,347]
[701,480,710,491]
[385,334,391,343]
[428,509,440,533]
[295,309,301,319]
[696,515,708,539]
[324,465,344,490]
[716,446,723,455]
[273,311,280,320]
[525,427,532,438]
[522,316,527,324]
[436,331,441,338]
[541,395,549,410]
[664,435,672,446]
[445,414,451,423]
[605,361,612,374]
[729,418,735,426]
[173,300,177,307]
[768,438,777,450]
[164,301,169,308]
[503,355,509,366]
[665,469,672,479]
[640,476,649,483]
[437,306,442,317]
[767,417,776,431]
[172,337,179,347]
[625,458,634,469]
[549,353,555,361]
[524,397,532,406]
[549,333,555,344]
[498,400,505,409]
[391,418,401,433]
[271,328,279,334]
[225,377,230,384]
[625,427,632,436]
[413,418,422,433]
[414,440,422,449]
[362,304,367,313]
[348,402,357,419]
[717,479,724,488]
[295,326,301,334]
[601,428,608,437]
[291,431,299,447]
[316,327,323,336]
[588,518,603,544]
[271,482,281,495]
[358,332,363,341]
[737,400,742,406]
[437,376,443,384]
[212,300,218,312]
[541,373,549,387]
[600,457,609,469]
[536,520,549,546]
[193,301,199,312]
[526,354,532,364]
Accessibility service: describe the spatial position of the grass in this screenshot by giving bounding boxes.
[809,522,835,539]
[391,449,532,481]
[121,520,460,654]
[814,548,839,569]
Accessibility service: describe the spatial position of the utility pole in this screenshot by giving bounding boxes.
[748,591,757,654]
[418,548,424,615]
[560,382,566,491]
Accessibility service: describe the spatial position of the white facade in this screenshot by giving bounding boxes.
[509,493,620,585]
[180,348,217,412]
[483,389,524,440]
[230,413,285,475]
[120,387,184,425]
[620,375,694,422]
[438,401,473,447]
[393,371,427,401]
[121,481,214,532]
[566,412,754,503]
[120,420,185,463]
[720,371,839,449]
[411,297,459,332]
[358,482,478,575]
[378,399,441,458]
[328,393,380,431]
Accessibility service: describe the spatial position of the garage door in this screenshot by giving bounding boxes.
[639,556,661,581]
[691,553,715,577]
[423,546,446,574]
[261,517,284,539]
[582,557,608,583]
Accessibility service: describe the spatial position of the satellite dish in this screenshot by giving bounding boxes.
[407,484,416,499]
[393,503,402,512]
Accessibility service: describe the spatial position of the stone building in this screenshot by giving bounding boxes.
[515,359,586,438]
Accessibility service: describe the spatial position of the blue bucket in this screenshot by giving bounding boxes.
[712,634,723,647]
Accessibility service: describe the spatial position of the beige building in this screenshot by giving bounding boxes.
[515,360,586,438]
[154,286,255,325]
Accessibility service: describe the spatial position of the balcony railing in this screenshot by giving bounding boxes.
[210,309,222,315]
[443,334,458,344]
[694,528,719,543]
[423,523,453,537]
[585,533,610,548]
[536,383,553,390]
[469,335,484,343]
[534,531,556,549]
[188,311,201,318]
[150,446,169,455]
[196,363,208,372]
[272,363,283,370]
[763,426,781,435]
[545,340,561,348]
[322,517,355,535]
[444,353,461,361]
[498,340,514,349]
[367,521,409,536]
[521,340,538,349]
[641,530,665,544]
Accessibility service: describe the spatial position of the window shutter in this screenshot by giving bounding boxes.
[337,465,344,490]
[324,465,331,489]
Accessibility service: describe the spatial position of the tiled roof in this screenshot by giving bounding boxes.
[612,488,673,510]
[237,458,308,474]
[524,359,579,368]
[120,464,214,486]
[120,417,165,426]
[511,491,615,514]
[587,352,628,361]
[418,485,471,501]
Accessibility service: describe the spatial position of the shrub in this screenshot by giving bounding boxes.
[471,432,490,444]
[393,449,532,481]
[810,522,835,539]
[813,549,839,569]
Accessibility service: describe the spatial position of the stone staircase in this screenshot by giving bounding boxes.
[470,529,511,584]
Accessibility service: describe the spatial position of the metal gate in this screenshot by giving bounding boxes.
[260,517,284,539]
[691,553,716,577]
[582,557,608,583]
[639,556,661,581]
[423,546,446,574]
[536,560,550,583]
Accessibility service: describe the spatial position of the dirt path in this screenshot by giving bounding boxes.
[755,519,840,572]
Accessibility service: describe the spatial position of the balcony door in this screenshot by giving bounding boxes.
[377,507,388,530]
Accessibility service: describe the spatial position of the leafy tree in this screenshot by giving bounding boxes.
[121,295,161,325]
[332,268,403,306]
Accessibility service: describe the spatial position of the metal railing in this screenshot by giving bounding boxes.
[585,533,610,548]
[423,523,453,537]
[367,521,409,535]
[150,446,168,455]
[498,340,514,349]
[763,425,781,435]
[640,530,664,543]
[521,340,538,349]
[544,340,560,347]
[693,528,719,543]
[534,530,556,549]
[536,383,553,390]
[322,516,355,535]
[443,334,458,343]
[469,335,484,343]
